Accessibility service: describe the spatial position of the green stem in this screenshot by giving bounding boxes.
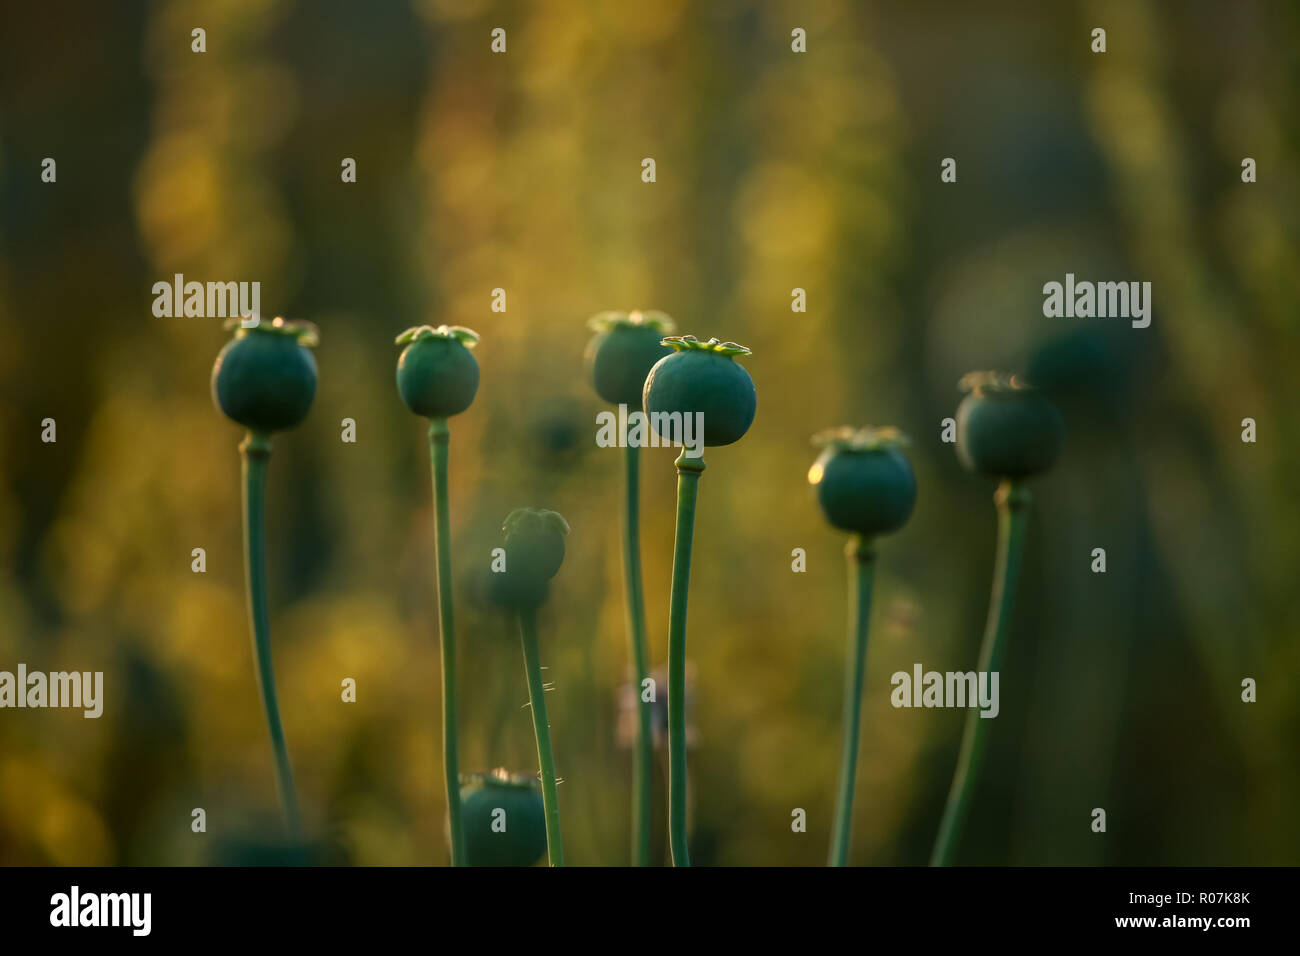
[519,607,564,866]
[829,535,876,866]
[667,450,705,867]
[429,418,465,867]
[239,430,301,841]
[622,442,654,867]
[930,479,1030,866]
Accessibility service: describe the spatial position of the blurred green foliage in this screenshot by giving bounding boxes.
[0,0,1297,865]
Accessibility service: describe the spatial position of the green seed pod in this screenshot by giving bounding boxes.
[395,325,480,419]
[584,310,677,407]
[642,335,756,447]
[809,427,917,537]
[211,317,319,434]
[489,508,570,610]
[955,372,1064,479]
[458,770,548,867]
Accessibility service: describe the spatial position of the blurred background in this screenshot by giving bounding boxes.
[0,0,1297,865]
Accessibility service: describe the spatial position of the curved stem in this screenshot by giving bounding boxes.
[519,607,564,866]
[429,418,465,867]
[667,450,705,867]
[622,442,653,867]
[239,430,301,841]
[930,479,1030,866]
[829,535,876,866]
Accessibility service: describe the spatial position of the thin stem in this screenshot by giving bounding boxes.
[519,607,564,866]
[667,450,705,867]
[239,430,301,841]
[930,479,1030,866]
[829,535,876,866]
[622,442,653,867]
[429,418,465,867]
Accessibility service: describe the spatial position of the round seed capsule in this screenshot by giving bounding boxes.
[642,336,756,448]
[212,317,319,434]
[955,372,1064,479]
[395,325,480,419]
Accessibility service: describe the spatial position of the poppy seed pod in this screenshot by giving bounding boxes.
[395,325,480,419]
[809,427,917,537]
[489,508,570,610]
[585,310,677,407]
[643,336,756,447]
[955,372,1064,479]
[458,770,548,867]
[212,317,319,433]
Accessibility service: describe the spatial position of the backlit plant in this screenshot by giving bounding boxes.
[584,308,675,866]
[930,372,1063,866]
[809,426,917,866]
[395,323,481,866]
[458,769,548,867]
[211,316,319,839]
[643,334,756,866]
[492,507,571,866]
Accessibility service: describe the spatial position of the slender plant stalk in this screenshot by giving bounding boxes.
[239,430,301,840]
[667,450,705,867]
[428,418,466,867]
[622,441,654,866]
[519,607,564,866]
[931,479,1030,866]
[829,534,876,866]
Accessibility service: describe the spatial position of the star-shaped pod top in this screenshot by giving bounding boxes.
[585,311,678,407]
[212,316,319,434]
[223,315,320,346]
[809,426,916,538]
[955,371,1063,479]
[957,370,1032,396]
[659,334,752,357]
[811,425,912,453]
[395,325,481,419]
[586,309,676,335]
[395,324,481,348]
